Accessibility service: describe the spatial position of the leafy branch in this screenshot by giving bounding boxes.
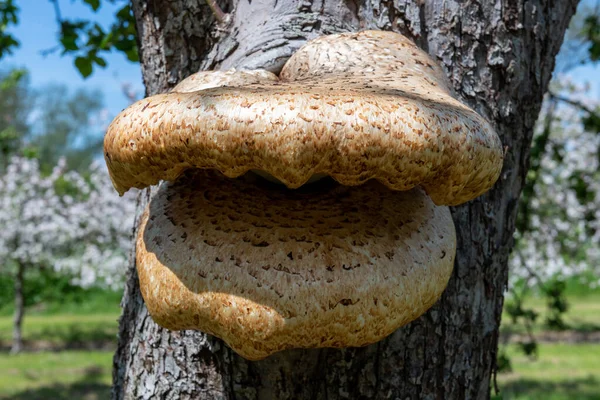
[48,0,138,78]
[0,0,138,78]
[0,0,19,58]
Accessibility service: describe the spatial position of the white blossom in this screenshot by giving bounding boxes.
[0,156,136,289]
[510,79,600,288]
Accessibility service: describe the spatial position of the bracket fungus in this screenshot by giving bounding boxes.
[104,30,503,360]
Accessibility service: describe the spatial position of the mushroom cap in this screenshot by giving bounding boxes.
[104,30,503,206]
[171,69,279,93]
[137,169,456,360]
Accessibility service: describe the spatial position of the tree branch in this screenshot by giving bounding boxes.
[49,0,63,26]
[205,0,226,24]
[549,91,598,114]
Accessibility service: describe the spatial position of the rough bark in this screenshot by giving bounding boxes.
[113,1,579,399]
[11,261,24,354]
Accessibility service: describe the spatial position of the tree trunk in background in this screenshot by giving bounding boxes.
[11,261,24,354]
[113,1,578,398]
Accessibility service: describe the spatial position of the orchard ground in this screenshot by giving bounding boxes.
[0,276,598,400]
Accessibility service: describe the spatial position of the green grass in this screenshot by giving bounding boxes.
[0,278,122,347]
[0,282,596,399]
[0,289,122,317]
[0,271,122,317]
[0,350,112,399]
[0,314,120,347]
[560,273,600,298]
[0,344,596,400]
[34,290,122,316]
[501,293,600,334]
[494,343,600,400]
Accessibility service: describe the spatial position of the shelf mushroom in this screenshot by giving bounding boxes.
[104,30,503,360]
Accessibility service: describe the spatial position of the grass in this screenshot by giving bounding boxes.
[0,283,121,348]
[0,289,122,317]
[0,350,112,400]
[8,294,597,347]
[0,314,120,348]
[0,283,596,399]
[0,342,596,400]
[501,293,600,334]
[494,343,600,400]
[0,271,123,317]
[0,344,595,400]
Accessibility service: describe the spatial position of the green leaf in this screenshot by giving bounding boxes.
[83,0,101,11]
[582,113,600,133]
[496,350,512,373]
[93,55,107,68]
[0,33,19,58]
[116,5,132,20]
[74,56,93,78]
[125,48,138,62]
[21,146,39,159]
[583,15,600,61]
[60,35,79,51]
[520,341,538,358]
[98,32,113,50]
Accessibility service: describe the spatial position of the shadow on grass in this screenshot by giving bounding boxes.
[501,319,600,335]
[1,365,111,400]
[0,324,117,352]
[500,329,600,345]
[568,321,600,333]
[0,340,115,352]
[31,324,116,343]
[493,376,600,400]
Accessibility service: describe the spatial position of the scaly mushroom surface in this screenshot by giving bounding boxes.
[138,170,455,360]
[104,30,502,206]
[104,30,503,360]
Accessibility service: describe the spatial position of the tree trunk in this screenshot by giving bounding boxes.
[113,1,578,399]
[11,261,25,354]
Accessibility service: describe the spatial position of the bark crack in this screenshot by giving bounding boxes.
[227,347,238,400]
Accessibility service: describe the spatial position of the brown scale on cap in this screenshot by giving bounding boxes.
[170,69,279,93]
[137,169,456,360]
[104,30,503,206]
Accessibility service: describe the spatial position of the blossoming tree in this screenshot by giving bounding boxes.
[504,78,600,354]
[0,156,135,353]
[512,80,600,286]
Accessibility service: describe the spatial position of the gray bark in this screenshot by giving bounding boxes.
[113,1,578,399]
[11,261,24,354]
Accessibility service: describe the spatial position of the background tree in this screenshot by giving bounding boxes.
[29,84,106,172]
[0,68,29,170]
[0,66,109,173]
[554,2,600,72]
[0,63,133,355]
[502,2,600,360]
[0,155,135,354]
[103,1,579,399]
[505,77,600,359]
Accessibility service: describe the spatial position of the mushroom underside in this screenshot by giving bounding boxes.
[137,169,456,360]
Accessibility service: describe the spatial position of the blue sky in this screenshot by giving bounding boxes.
[4,0,144,118]
[4,0,600,121]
